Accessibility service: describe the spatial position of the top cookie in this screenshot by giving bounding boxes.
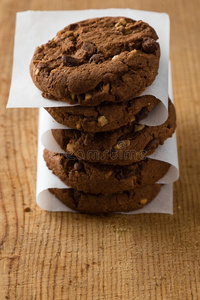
[30,17,160,106]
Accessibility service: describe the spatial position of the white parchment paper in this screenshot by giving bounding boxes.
[7,9,169,125]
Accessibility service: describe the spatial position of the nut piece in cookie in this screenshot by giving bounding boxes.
[98,116,109,127]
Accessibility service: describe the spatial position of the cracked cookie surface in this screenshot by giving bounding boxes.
[49,184,161,214]
[30,17,160,106]
[45,95,159,132]
[51,100,176,165]
[44,149,169,194]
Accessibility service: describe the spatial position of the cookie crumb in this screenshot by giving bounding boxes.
[24,207,31,212]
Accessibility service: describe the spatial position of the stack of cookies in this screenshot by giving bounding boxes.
[30,16,176,214]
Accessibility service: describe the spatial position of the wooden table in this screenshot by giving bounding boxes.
[0,0,199,299]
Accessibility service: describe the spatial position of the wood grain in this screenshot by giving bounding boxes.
[0,0,200,299]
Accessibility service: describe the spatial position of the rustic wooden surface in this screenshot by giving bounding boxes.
[0,0,199,299]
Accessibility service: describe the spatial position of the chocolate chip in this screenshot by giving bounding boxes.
[62,54,81,66]
[89,54,104,64]
[73,190,81,207]
[116,168,136,180]
[63,153,76,160]
[118,26,125,34]
[110,148,117,158]
[24,207,31,212]
[74,162,83,171]
[142,38,158,53]
[68,23,78,30]
[82,42,97,58]
[83,133,94,146]
[144,139,159,152]
[128,41,141,51]
[124,169,136,177]
[83,117,96,125]
[136,107,149,122]
[116,170,124,180]
[37,62,48,69]
[47,41,57,48]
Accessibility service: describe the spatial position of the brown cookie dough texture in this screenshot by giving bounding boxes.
[51,100,176,165]
[30,17,160,106]
[43,148,170,194]
[45,95,160,132]
[49,184,161,214]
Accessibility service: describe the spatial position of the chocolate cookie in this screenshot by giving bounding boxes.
[49,184,161,214]
[43,149,170,194]
[30,17,160,106]
[51,100,176,165]
[45,95,159,132]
